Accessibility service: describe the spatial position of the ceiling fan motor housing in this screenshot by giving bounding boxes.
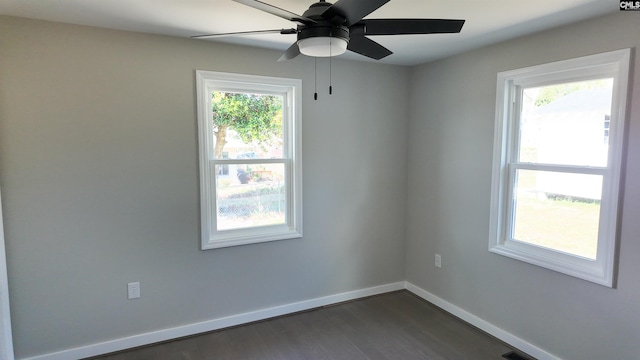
[297,25,349,43]
[297,1,349,43]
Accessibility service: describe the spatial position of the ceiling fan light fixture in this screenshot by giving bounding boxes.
[298,37,348,57]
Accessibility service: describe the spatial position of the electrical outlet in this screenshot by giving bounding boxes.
[435,254,442,268]
[128,282,140,299]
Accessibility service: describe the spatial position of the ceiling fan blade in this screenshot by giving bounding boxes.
[278,42,301,62]
[191,28,297,39]
[233,0,316,24]
[347,36,392,60]
[357,19,465,35]
[321,0,390,26]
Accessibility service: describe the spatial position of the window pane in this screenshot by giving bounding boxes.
[518,79,613,167]
[211,91,284,160]
[216,163,286,231]
[512,169,601,259]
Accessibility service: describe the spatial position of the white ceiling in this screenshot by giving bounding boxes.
[0,0,618,66]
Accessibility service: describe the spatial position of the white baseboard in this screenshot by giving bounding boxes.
[405,282,560,360]
[23,282,558,360]
[22,282,405,360]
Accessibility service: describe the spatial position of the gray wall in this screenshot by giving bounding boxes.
[0,16,409,357]
[406,12,640,360]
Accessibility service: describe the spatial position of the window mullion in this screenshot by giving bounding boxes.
[512,162,607,176]
[211,159,286,165]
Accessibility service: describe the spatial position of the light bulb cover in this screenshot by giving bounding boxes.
[298,37,348,57]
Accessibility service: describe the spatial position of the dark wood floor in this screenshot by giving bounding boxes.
[89,291,522,360]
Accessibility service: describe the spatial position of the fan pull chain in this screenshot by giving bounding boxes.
[314,57,318,101]
[329,38,333,95]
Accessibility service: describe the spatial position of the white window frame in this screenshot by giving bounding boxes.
[196,70,302,250]
[489,49,630,287]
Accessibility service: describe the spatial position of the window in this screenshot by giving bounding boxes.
[196,71,302,249]
[489,49,630,287]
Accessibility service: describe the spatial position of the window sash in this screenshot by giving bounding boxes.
[210,158,292,230]
[505,166,604,257]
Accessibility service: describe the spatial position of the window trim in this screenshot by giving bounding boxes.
[489,49,631,287]
[196,70,303,250]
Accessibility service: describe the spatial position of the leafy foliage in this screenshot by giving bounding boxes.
[211,92,282,154]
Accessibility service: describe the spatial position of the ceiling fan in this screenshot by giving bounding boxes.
[192,0,465,61]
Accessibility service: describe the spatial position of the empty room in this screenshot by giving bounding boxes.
[0,0,639,359]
